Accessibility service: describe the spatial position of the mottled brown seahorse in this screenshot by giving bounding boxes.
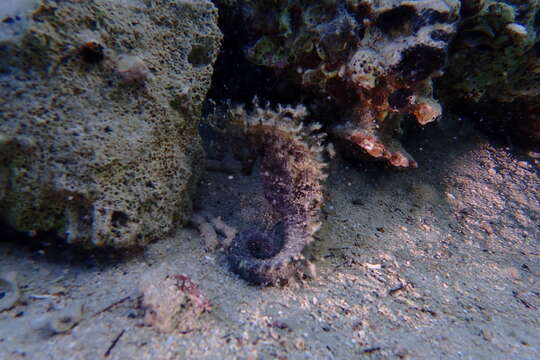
[226,101,327,286]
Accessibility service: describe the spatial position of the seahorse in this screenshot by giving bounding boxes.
[226,100,327,286]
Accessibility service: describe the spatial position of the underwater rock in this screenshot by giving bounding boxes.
[440,0,540,143]
[0,0,222,247]
[226,101,327,286]
[237,0,460,167]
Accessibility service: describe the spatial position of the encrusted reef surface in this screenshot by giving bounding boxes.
[440,0,540,143]
[0,0,222,247]
[235,0,461,167]
[226,102,327,285]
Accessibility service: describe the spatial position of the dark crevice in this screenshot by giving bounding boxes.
[206,3,303,106]
[375,5,417,34]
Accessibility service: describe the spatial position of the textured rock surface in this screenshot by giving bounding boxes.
[440,0,540,143]
[0,0,222,247]
[237,0,460,167]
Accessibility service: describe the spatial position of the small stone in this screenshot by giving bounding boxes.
[481,328,493,341]
[506,267,521,280]
[365,263,382,270]
[480,223,493,235]
[517,161,529,169]
[306,262,317,279]
[445,192,456,200]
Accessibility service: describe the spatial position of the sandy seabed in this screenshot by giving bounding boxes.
[1,118,539,360]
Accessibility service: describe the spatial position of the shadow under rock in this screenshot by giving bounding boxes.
[0,220,143,269]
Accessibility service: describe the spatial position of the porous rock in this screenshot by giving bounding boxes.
[0,0,222,247]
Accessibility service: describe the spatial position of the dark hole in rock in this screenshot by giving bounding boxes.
[2,17,15,24]
[389,88,413,109]
[188,44,212,67]
[533,42,540,57]
[0,292,5,300]
[460,0,485,17]
[375,5,417,34]
[396,45,446,82]
[300,50,322,69]
[349,2,372,22]
[89,20,98,31]
[80,42,104,64]
[454,30,492,50]
[476,44,494,52]
[111,211,129,228]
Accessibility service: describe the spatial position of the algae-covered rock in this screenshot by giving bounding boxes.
[440,0,540,142]
[0,0,222,247]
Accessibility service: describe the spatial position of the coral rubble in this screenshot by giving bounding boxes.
[139,267,211,333]
[238,0,460,167]
[226,101,326,285]
[0,0,222,247]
